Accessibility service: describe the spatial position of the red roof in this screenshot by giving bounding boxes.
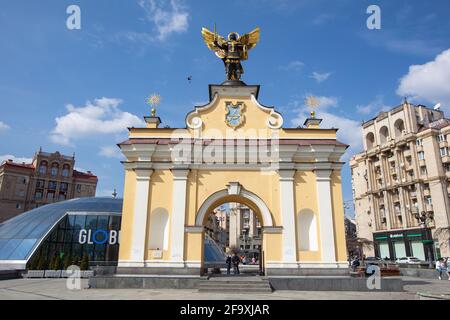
[0,160,35,170]
[119,138,349,148]
[73,170,98,180]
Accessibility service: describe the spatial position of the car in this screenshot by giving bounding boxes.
[395,257,422,264]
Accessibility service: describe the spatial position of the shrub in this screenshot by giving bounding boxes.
[80,252,89,271]
[63,254,72,270]
[37,254,47,270]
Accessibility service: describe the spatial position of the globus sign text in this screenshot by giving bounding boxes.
[78,229,120,245]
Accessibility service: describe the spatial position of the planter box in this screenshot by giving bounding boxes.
[80,270,95,278]
[23,270,45,278]
[61,270,81,278]
[44,270,62,278]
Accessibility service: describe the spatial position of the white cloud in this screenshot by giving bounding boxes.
[99,146,124,159]
[397,48,450,113]
[310,71,331,83]
[290,96,363,160]
[138,0,189,41]
[0,121,10,131]
[50,97,145,146]
[280,60,305,72]
[356,95,390,115]
[0,155,33,164]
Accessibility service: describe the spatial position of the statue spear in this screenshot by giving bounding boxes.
[214,23,217,41]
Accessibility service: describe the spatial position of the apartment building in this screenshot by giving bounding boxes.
[350,101,450,261]
[0,149,98,222]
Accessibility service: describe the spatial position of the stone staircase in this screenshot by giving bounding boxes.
[197,276,273,294]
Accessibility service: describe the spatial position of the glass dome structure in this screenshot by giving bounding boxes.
[0,197,122,269]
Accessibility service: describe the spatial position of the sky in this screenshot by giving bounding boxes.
[1,0,450,217]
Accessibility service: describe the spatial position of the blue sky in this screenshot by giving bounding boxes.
[1,0,450,217]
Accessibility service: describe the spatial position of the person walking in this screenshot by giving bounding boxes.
[446,257,450,281]
[436,258,445,280]
[225,255,232,275]
[232,254,240,275]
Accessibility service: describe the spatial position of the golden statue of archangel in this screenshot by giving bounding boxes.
[201,25,260,82]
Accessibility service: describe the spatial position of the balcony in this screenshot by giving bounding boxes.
[446,171,450,179]
[411,206,419,214]
[439,140,448,148]
[423,189,431,196]
[425,203,433,212]
[403,149,411,157]
[419,159,426,167]
[410,191,417,198]
[390,167,397,174]
[416,145,423,152]
[442,155,450,163]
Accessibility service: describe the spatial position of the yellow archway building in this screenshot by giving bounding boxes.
[117,84,349,275]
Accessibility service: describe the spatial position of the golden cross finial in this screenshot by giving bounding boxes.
[305,95,319,118]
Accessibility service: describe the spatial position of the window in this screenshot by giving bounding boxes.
[76,184,82,193]
[420,166,427,175]
[39,161,48,174]
[34,191,42,200]
[416,139,423,146]
[21,177,27,184]
[36,179,45,189]
[50,163,59,176]
[60,183,68,192]
[62,164,70,177]
[426,196,432,205]
[440,147,448,157]
[418,151,425,160]
[58,193,66,201]
[48,181,57,190]
[47,192,55,200]
[15,203,21,209]
[437,134,446,142]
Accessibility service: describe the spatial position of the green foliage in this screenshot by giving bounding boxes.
[71,255,80,267]
[63,254,72,270]
[37,254,47,270]
[80,252,89,271]
[48,255,57,270]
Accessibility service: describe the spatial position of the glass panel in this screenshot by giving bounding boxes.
[0,240,22,259]
[97,216,108,230]
[85,216,98,229]
[74,215,86,229]
[379,242,390,259]
[394,241,406,259]
[411,241,426,261]
[8,239,38,260]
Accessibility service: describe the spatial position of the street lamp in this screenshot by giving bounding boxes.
[414,211,434,269]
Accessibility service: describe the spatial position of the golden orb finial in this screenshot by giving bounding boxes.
[305,95,319,119]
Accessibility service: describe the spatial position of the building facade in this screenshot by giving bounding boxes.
[351,102,450,261]
[117,82,349,276]
[229,203,262,259]
[0,150,98,222]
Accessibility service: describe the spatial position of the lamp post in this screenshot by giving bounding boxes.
[414,211,434,269]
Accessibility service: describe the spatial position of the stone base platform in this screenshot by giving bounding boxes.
[89,274,404,292]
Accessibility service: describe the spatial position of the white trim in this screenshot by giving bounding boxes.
[266,261,348,269]
[195,187,273,227]
[185,94,219,129]
[169,169,189,262]
[130,169,153,264]
[0,260,27,270]
[278,170,297,263]
[315,169,337,263]
[250,94,284,129]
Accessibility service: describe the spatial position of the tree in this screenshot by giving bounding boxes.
[346,237,374,259]
[80,252,89,271]
[63,254,72,270]
[52,255,62,270]
[37,254,47,270]
[48,254,57,270]
[434,227,450,257]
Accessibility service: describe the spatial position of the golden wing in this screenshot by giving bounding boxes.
[238,27,260,51]
[201,27,226,59]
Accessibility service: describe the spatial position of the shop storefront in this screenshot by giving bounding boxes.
[373,228,435,261]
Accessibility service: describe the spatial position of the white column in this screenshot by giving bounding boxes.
[279,169,297,264]
[130,169,153,266]
[170,169,190,262]
[315,169,336,263]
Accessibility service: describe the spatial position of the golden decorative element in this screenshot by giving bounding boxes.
[305,95,320,118]
[147,93,161,116]
[201,26,260,80]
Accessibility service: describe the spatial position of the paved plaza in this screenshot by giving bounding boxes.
[0,276,448,300]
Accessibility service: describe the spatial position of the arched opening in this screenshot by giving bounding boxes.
[366,132,375,149]
[394,119,405,138]
[50,162,59,177]
[379,126,389,144]
[39,161,48,174]
[148,208,169,251]
[297,209,319,251]
[62,164,71,177]
[195,187,272,277]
